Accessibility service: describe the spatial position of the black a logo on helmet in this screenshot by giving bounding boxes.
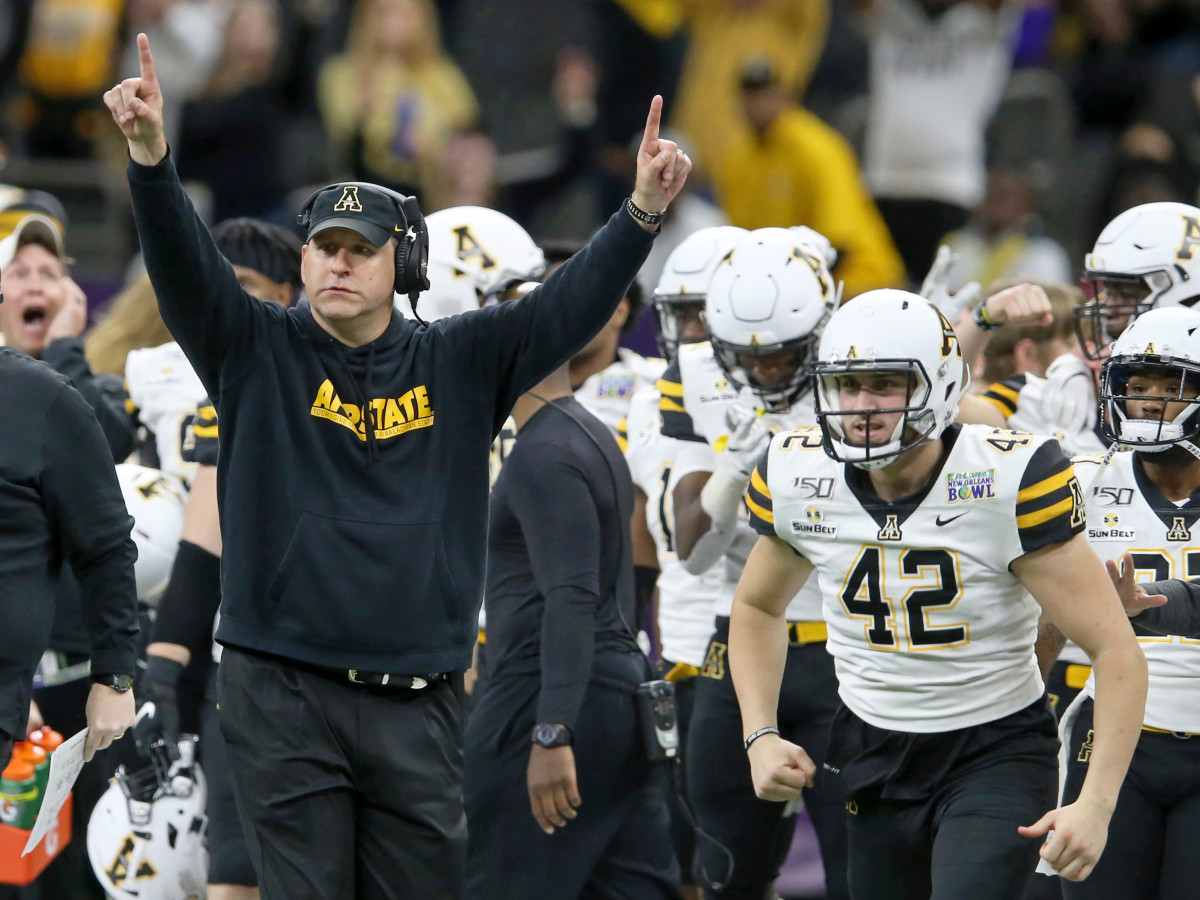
[1177,214,1200,262]
[105,834,158,885]
[333,186,362,213]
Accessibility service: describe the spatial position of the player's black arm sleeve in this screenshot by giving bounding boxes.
[41,337,136,461]
[508,443,605,732]
[150,539,222,655]
[447,207,656,417]
[1132,579,1200,638]
[127,152,266,396]
[41,385,139,676]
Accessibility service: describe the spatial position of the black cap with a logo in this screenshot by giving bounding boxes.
[301,184,405,248]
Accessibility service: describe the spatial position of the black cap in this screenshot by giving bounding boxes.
[739,58,778,91]
[303,184,403,247]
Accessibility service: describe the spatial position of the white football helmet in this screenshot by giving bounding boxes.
[115,465,188,605]
[1077,201,1200,359]
[1099,306,1200,459]
[88,736,208,900]
[704,228,839,412]
[653,225,748,359]
[815,290,969,469]
[408,206,545,320]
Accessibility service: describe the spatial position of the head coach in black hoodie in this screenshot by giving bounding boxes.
[105,33,691,900]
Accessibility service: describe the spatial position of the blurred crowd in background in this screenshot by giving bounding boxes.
[0,0,1198,342]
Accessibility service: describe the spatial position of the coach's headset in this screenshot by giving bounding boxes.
[298,182,431,321]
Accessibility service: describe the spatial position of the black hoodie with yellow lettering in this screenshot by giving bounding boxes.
[128,153,655,674]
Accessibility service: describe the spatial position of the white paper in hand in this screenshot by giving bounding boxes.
[23,727,88,856]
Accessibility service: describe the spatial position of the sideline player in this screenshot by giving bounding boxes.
[731,290,1147,897]
[659,227,850,899]
[1052,307,1200,899]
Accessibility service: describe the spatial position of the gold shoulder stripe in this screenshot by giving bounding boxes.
[751,467,771,498]
[198,405,217,420]
[745,492,774,525]
[660,396,687,414]
[987,383,1020,404]
[656,378,684,398]
[1017,467,1074,504]
[980,393,1016,417]
[192,424,220,439]
[1017,497,1074,529]
[124,397,138,415]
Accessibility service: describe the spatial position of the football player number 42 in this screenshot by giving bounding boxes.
[841,547,968,650]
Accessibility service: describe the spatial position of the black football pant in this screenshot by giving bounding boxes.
[218,646,467,900]
[464,662,682,899]
[686,617,849,900]
[1061,698,1200,900]
[846,751,1057,900]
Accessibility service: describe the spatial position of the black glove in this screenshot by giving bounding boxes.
[134,655,184,759]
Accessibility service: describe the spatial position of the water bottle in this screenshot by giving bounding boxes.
[11,743,48,816]
[0,757,38,830]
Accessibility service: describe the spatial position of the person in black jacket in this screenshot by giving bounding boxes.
[105,33,690,899]
[0,287,139,770]
[464,356,682,898]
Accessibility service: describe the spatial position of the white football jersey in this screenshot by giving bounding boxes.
[623,385,722,667]
[981,362,1108,457]
[659,341,823,620]
[751,423,1085,732]
[1075,451,1200,733]
[575,348,666,433]
[124,341,207,483]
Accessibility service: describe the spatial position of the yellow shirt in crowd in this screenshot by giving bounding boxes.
[713,106,906,300]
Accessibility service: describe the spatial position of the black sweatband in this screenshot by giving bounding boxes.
[151,540,222,653]
[744,726,781,751]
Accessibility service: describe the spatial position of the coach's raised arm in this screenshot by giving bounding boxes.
[102,33,694,898]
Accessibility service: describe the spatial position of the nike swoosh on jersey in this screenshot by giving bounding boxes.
[935,513,968,526]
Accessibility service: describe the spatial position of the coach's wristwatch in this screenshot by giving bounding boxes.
[92,672,134,693]
[532,723,573,748]
[625,197,666,227]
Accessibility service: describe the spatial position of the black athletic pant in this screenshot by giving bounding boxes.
[687,618,848,900]
[1061,698,1200,900]
[218,646,467,900]
[200,663,257,887]
[873,198,969,286]
[464,668,682,899]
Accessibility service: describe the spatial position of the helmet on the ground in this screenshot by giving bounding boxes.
[88,736,208,900]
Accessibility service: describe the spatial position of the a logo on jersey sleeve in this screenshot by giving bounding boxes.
[945,468,996,503]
